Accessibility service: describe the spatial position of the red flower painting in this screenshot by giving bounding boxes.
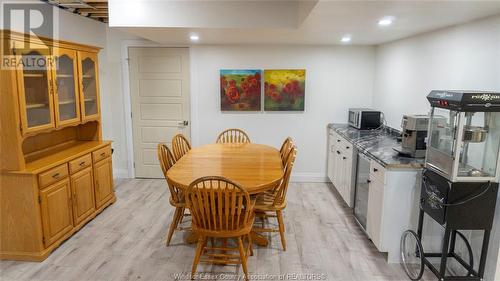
[264,69,305,111]
[220,70,261,111]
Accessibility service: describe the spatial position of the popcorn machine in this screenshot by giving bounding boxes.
[401,91,500,281]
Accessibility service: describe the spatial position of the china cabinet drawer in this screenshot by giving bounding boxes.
[39,164,69,188]
[92,146,111,163]
[69,154,92,174]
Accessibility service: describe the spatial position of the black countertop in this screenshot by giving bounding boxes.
[328,123,424,169]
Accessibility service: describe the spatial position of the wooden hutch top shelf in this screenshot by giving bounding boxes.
[1,30,105,173]
[18,141,112,174]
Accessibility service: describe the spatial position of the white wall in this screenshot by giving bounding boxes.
[190,45,375,181]
[56,11,141,177]
[373,15,500,128]
[373,15,500,281]
[100,29,144,177]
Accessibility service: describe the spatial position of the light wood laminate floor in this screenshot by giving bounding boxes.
[0,179,436,281]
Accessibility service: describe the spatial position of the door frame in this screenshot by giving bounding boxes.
[120,40,197,178]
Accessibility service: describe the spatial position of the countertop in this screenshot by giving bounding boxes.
[328,123,424,169]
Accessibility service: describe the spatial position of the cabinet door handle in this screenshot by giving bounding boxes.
[337,139,341,142]
[373,168,378,172]
[346,146,350,149]
[336,150,341,154]
[79,161,86,166]
[52,173,60,178]
[101,152,106,157]
[367,179,371,183]
[342,157,346,160]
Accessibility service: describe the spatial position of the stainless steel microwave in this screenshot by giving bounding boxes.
[348,108,381,130]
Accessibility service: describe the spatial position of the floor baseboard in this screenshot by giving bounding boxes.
[291,173,329,183]
[113,169,130,179]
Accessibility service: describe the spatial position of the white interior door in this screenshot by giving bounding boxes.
[128,47,190,178]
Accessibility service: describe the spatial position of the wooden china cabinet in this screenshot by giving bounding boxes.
[0,31,115,261]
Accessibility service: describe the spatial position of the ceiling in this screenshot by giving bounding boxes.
[110,0,500,45]
[45,0,108,23]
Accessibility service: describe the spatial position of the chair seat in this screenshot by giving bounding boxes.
[192,213,255,238]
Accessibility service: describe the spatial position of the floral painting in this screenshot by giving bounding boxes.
[264,69,305,111]
[220,69,261,111]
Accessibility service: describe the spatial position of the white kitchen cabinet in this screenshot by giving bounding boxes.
[366,175,385,251]
[327,129,339,184]
[340,149,355,205]
[327,134,336,182]
[364,159,422,263]
[327,129,356,207]
[333,149,343,187]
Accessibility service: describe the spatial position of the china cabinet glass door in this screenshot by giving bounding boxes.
[78,51,100,121]
[16,47,55,133]
[53,48,80,127]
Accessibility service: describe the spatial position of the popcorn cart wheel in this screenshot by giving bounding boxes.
[400,230,424,281]
[400,228,474,280]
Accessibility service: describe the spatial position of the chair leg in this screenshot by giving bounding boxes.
[166,207,181,246]
[237,237,249,281]
[179,207,185,224]
[247,234,253,256]
[191,236,205,280]
[276,210,286,251]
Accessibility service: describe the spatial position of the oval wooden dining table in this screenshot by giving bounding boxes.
[166,142,284,246]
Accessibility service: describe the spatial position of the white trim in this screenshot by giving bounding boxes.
[120,40,193,178]
[189,47,200,147]
[291,173,329,183]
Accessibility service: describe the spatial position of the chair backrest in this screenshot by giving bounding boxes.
[216,128,251,144]
[273,146,297,206]
[279,137,294,165]
[172,134,192,161]
[157,143,182,203]
[185,176,253,232]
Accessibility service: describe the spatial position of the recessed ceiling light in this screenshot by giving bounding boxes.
[341,36,351,43]
[190,34,199,41]
[378,16,395,26]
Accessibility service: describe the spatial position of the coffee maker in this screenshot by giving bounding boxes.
[393,114,429,158]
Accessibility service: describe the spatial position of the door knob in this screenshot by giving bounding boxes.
[178,120,189,126]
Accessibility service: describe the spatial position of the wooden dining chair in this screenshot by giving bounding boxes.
[157,143,189,246]
[172,134,191,161]
[185,176,254,281]
[216,128,251,144]
[253,147,297,251]
[279,137,294,165]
